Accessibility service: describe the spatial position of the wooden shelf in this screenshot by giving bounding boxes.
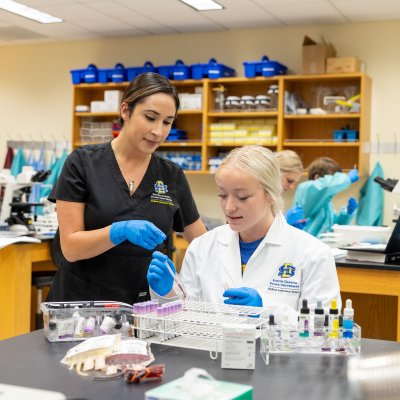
[71,73,371,174]
[208,111,278,118]
[161,141,202,147]
[178,110,202,115]
[284,113,360,119]
[75,112,119,117]
[283,141,360,147]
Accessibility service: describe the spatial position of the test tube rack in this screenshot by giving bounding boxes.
[133,300,268,355]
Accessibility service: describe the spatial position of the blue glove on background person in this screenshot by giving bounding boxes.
[347,197,358,215]
[147,251,176,296]
[223,287,263,307]
[110,220,166,250]
[292,218,310,230]
[348,168,359,183]
[285,205,304,225]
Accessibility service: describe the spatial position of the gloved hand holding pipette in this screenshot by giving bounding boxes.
[147,251,187,298]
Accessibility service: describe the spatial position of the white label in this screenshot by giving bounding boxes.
[221,323,256,370]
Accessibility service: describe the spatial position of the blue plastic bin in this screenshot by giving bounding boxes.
[191,58,235,79]
[334,128,359,142]
[126,61,156,81]
[166,129,188,141]
[243,56,287,78]
[70,64,98,84]
[157,60,191,80]
[98,63,127,83]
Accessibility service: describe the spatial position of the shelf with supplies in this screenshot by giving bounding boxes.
[71,73,371,174]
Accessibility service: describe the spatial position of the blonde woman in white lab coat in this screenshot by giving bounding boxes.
[147,145,341,321]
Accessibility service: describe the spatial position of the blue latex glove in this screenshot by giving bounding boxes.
[285,205,304,226]
[348,168,359,183]
[292,218,310,230]
[109,220,166,250]
[223,287,263,307]
[147,251,176,296]
[347,197,358,215]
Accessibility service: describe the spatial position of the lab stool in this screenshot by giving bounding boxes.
[31,274,54,330]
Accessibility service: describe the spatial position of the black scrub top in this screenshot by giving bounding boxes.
[47,142,200,304]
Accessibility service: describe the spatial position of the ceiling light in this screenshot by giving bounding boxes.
[179,0,224,11]
[0,0,63,23]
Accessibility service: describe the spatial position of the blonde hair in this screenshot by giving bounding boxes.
[216,145,283,215]
[274,150,303,174]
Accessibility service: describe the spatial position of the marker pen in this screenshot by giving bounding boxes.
[298,299,310,338]
[313,300,325,337]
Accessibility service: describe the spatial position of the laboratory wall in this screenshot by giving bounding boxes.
[0,20,399,225]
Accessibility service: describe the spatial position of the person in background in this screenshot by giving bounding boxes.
[274,150,307,229]
[293,156,359,238]
[147,145,341,322]
[47,72,206,304]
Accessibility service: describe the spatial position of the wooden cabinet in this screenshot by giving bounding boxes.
[71,73,371,174]
[280,73,371,173]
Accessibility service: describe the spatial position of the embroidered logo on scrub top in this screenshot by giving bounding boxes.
[267,263,300,295]
[154,180,168,194]
[150,180,175,206]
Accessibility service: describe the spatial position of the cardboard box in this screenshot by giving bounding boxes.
[326,57,361,74]
[302,36,336,74]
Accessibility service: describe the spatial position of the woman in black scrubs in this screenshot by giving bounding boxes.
[47,72,206,304]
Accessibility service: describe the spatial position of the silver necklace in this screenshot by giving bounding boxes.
[113,148,147,197]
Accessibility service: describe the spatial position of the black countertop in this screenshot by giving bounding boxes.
[1,330,400,400]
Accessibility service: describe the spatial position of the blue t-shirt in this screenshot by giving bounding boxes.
[239,237,263,274]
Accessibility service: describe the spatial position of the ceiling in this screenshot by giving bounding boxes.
[0,0,400,46]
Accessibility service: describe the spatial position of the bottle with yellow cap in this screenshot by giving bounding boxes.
[328,299,339,334]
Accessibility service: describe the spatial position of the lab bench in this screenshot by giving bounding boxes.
[0,330,399,400]
[2,241,400,342]
[0,241,56,340]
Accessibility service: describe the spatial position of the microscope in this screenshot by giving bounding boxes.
[374,177,400,222]
[0,167,51,233]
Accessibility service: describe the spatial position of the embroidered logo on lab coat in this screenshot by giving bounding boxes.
[151,180,174,206]
[278,263,296,278]
[267,263,300,294]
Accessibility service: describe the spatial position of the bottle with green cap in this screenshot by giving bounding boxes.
[298,299,310,338]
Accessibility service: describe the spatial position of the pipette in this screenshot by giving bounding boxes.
[164,261,188,299]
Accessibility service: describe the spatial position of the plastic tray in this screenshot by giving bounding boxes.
[191,58,235,79]
[41,300,134,342]
[243,56,287,78]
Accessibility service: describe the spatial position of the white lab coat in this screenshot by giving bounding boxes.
[180,212,341,322]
